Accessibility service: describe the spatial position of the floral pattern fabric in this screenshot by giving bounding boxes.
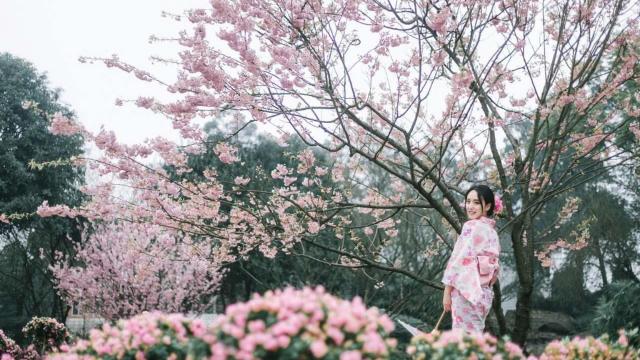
[451,287,494,333]
[442,217,500,331]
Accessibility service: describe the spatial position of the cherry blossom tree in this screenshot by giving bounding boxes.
[49,222,223,320]
[32,0,640,346]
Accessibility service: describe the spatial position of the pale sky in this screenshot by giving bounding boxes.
[0,0,206,144]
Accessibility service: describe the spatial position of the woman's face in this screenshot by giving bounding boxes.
[465,190,489,220]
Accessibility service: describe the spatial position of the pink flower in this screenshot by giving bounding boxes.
[340,350,362,360]
[617,330,628,346]
[36,201,76,218]
[284,176,297,186]
[493,194,503,214]
[0,213,9,224]
[214,143,240,164]
[310,340,328,357]
[135,97,155,109]
[307,222,320,234]
[234,176,251,186]
[49,112,85,136]
[315,166,328,176]
[276,335,291,348]
[428,8,451,35]
[271,164,289,179]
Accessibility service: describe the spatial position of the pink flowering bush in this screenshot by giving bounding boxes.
[0,330,20,359]
[47,312,211,359]
[539,330,639,360]
[406,329,526,360]
[0,329,39,360]
[21,317,71,355]
[207,286,397,359]
[48,286,396,359]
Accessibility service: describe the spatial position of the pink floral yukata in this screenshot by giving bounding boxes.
[442,217,500,333]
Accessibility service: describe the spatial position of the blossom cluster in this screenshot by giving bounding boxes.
[406,329,526,360]
[0,330,20,359]
[539,330,639,359]
[47,312,210,360]
[535,218,591,268]
[48,286,396,360]
[207,286,396,359]
[0,329,40,360]
[49,222,224,321]
[22,317,71,354]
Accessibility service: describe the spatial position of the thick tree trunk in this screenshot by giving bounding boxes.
[510,216,534,347]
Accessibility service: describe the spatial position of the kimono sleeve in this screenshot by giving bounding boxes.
[476,226,500,286]
[442,221,483,304]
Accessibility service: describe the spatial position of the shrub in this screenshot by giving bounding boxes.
[0,329,38,360]
[406,329,526,360]
[21,317,70,355]
[539,329,639,359]
[591,280,640,344]
[0,329,21,358]
[47,312,210,359]
[207,286,396,359]
[49,286,397,359]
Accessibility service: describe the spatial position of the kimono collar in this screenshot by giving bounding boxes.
[477,216,496,228]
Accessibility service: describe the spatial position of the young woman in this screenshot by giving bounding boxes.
[441,185,501,333]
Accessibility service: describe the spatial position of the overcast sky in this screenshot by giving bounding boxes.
[0,0,205,144]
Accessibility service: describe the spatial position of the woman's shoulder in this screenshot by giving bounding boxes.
[463,218,484,228]
[463,217,496,232]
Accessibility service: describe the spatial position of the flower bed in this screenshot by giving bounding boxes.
[48,312,210,359]
[0,329,21,359]
[406,329,526,359]
[49,286,396,359]
[207,286,396,359]
[34,286,640,359]
[539,330,638,359]
[22,317,70,355]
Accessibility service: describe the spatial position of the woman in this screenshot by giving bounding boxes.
[442,184,501,333]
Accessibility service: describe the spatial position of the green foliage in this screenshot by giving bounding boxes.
[22,317,71,355]
[591,281,640,345]
[530,186,638,330]
[168,123,445,333]
[0,53,85,341]
[0,53,84,219]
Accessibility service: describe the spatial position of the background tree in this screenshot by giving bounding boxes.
[38,0,640,349]
[179,123,450,326]
[0,53,85,340]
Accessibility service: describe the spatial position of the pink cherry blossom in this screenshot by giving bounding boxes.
[49,112,85,136]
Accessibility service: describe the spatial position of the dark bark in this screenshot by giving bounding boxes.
[510,216,534,346]
[491,280,507,335]
[592,237,609,288]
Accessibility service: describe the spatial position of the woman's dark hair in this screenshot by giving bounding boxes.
[465,184,495,217]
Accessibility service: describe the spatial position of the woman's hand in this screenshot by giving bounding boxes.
[443,286,452,312]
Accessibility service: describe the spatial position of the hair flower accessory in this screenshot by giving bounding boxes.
[494,194,503,214]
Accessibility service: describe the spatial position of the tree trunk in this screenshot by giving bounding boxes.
[592,237,609,288]
[491,281,507,335]
[510,216,534,347]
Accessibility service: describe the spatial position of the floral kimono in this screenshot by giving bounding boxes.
[442,217,500,333]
